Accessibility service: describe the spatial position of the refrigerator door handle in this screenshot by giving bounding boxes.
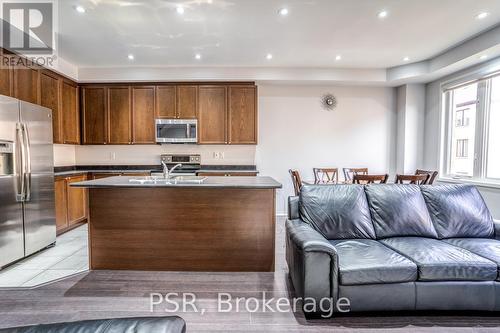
[22,123,32,202]
[15,123,26,202]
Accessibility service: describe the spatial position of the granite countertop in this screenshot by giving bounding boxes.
[71,176,281,189]
[54,165,258,177]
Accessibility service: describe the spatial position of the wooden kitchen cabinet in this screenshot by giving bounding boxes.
[0,54,13,97]
[132,86,155,143]
[54,174,88,235]
[61,80,80,144]
[177,85,198,119]
[82,86,107,144]
[13,58,39,104]
[108,86,132,144]
[198,86,227,144]
[155,86,176,119]
[228,86,257,144]
[39,70,62,143]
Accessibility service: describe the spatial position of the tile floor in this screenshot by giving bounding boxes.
[0,224,89,288]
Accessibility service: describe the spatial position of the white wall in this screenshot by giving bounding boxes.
[396,84,426,174]
[53,145,76,166]
[74,145,255,166]
[424,57,500,219]
[255,84,397,214]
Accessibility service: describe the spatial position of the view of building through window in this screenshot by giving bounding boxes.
[445,74,500,181]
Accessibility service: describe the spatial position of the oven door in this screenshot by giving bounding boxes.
[156,119,197,143]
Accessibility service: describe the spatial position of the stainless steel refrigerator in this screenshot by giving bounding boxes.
[0,94,56,269]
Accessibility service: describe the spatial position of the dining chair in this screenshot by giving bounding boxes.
[289,169,303,196]
[313,168,339,184]
[343,168,369,183]
[415,169,438,185]
[352,174,389,184]
[395,174,430,185]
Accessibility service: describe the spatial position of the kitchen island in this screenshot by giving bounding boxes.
[72,176,281,272]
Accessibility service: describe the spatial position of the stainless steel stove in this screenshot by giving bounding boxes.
[160,154,201,175]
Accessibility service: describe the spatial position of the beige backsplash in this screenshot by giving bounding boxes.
[54,144,256,166]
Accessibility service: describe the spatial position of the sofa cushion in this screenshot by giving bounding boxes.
[380,237,497,281]
[421,184,494,239]
[330,239,417,285]
[444,238,500,280]
[364,185,438,239]
[299,185,376,239]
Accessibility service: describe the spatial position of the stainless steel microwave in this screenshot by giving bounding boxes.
[155,119,198,144]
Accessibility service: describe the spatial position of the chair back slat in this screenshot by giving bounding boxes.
[352,174,388,184]
[415,169,438,185]
[313,168,339,184]
[289,169,302,196]
[395,174,430,185]
[343,168,369,182]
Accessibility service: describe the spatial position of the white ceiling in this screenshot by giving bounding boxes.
[57,0,500,69]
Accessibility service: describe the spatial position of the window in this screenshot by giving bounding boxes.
[442,73,500,182]
[456,139,468,158]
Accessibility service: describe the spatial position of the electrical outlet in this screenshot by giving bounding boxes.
[110,152,116,160]
[213,152,220,159]
[220,152,225,159]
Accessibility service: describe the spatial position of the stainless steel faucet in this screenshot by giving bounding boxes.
[162,162,182,179]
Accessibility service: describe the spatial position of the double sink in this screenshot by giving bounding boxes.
[129,174,207,185]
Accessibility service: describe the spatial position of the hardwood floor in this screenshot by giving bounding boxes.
[1,217,500,332]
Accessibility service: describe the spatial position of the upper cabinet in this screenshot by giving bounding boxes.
[155,86,176,119]
[13,57,39,104]
[108,86,132,144]
[82,86,107,144]
[228,86,257,144]
[61,80,80,144]
[39,70,61,143]
[198,86,227,144]
[177,85,198,119]
[0,54,13,97]
[132,86,155,144]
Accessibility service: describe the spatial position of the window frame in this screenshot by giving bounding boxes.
[440,71,500,185]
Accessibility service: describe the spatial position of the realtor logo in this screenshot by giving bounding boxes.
[2,2,53,54]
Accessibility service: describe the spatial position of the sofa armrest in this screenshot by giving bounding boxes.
[285,219,338,312]
[494,219,500,240]
[288,196,299,220]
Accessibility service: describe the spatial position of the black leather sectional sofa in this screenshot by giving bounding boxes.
[286,184,500,313]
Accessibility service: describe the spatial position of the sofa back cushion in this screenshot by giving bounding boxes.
[421,184,494,239]
[299,185,376,239]
[364,185,438,239]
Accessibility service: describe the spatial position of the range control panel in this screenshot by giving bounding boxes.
[161,154,201,165]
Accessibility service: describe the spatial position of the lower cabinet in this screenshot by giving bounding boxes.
[55,174,88,235]
[89,172,150,180]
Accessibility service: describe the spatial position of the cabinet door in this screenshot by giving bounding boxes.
[66,175,87,226]
[177,85,198,119]
[39,71,62,143]
[198,86,226,144]
[13,58,39,104]
[156,86,176,119]
[108,86,131,144]
[0,55,13,96]
[132,86,155,143]
[54,177,68,233]
[228,86,257,144]
[62,80,80,144]
[82,87,107,144]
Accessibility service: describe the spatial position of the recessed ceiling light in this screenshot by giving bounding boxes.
[266,54,273,60]
[377,10,388,19]
[480,55,488,60]
[335,55,342,61]
[207,0,213,3]
[127,54,134,60]
[476,12,489,20]
[176,6,185,14]
[403,56,410,62]
[75,5,86,13]
[278,8,289,16]
[195,53,202,60]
